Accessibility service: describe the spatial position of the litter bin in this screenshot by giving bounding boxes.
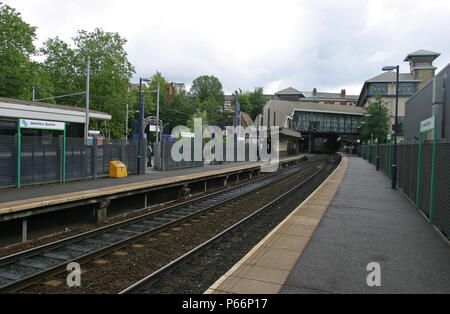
[110,161,128,178]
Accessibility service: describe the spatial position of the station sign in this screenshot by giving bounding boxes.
[19,119,65,131]
[180,132,195,138]
[88,130,100,136]
[420,117,435,133]
[149,125,161,132]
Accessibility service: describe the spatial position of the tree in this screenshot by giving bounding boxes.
[166,88,195,131]
[361,93,389,143]
[190,75,224,104]
[0,3,37,99]
[190,75,224,125]
[248,87,267,119]
[237,86,267,120]
[41,28,136,139]
[187,109,209,132]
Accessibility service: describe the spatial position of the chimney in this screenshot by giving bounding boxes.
[312,88,317,96]
[341,89,346,97]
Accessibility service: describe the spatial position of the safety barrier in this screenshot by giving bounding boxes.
[359,141,450,238]
[0,135,142,188]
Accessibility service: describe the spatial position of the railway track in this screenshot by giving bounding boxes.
[120,156,335,294]
[0,157,323,293]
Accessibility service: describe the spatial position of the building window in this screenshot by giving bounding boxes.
[368,83,388,96]
[397,116,405,135]
[398,83,415,96]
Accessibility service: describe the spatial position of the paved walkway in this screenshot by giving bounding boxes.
[207,155,450,294]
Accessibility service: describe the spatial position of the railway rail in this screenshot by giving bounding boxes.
[0,157,323,293]
[120,156,334,294]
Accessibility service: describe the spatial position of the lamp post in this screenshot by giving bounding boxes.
[382,65,399,189]
[376,100,381,171]
[137,78,150,175]
[234,91,239,144]
[364,114,372,163]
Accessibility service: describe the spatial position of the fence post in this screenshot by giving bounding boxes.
[92,136,98,179]
[385,140,389,175]
[59,135,63,183]
[16,123,21,189]
[179,133,182,169]
[62,125,66,184]
[162,140,166,171]
[142,140,147,174]
[388,139,392,177]
[416,133,423,208]
[429,114,438,223]
[192,138,195,168]
[120,139,126,164]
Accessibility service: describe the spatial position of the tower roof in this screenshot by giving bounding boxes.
[275,87,303,96]
[404,49,440,62]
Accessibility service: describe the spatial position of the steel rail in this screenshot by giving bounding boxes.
[120,161,329,294]
[0,158,322,292]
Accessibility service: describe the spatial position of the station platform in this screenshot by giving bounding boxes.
[0,155,307,224]
[206,155,450,294]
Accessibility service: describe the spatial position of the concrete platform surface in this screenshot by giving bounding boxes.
[205,155,348,294]
[280,156,450,294]
[206,155,450,294]
[0,155,306,217]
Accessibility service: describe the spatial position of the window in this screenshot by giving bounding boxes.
[368,83,388,96]
[398,83,415,96]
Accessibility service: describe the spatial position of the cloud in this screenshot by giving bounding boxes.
[6,0,450,96]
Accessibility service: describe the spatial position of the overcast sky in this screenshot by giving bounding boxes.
[6,0,450,95]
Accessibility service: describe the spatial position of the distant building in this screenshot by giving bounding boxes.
[274,87,305,101]
[254,99,364,154]
[357,49,440,138]
[262,87,358,106]
[304,88,358,106]
[223,95,235,112]
[167,83,186,102]
[0,97,111,137]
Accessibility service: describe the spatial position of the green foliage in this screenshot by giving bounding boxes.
[361,93,390,142]
[40,28,136,139]
[0,3,37,99]
[190,75,224,126]
[238,86,266,120]
[190,75,224,104]
[187,110,209,131]
[1,4,247,140]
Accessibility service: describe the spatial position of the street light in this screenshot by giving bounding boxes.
[382,65,399,189]
[137,78,150,175]
[376,100,381,171]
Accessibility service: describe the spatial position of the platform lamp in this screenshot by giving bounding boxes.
[376,100,381,171]
[382,65,399,189]
[364,114,372,163]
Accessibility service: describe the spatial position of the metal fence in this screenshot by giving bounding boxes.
[154,138,204,171]
[0,135,142,188]
[153,138,255,171]
[359,141,450,238]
